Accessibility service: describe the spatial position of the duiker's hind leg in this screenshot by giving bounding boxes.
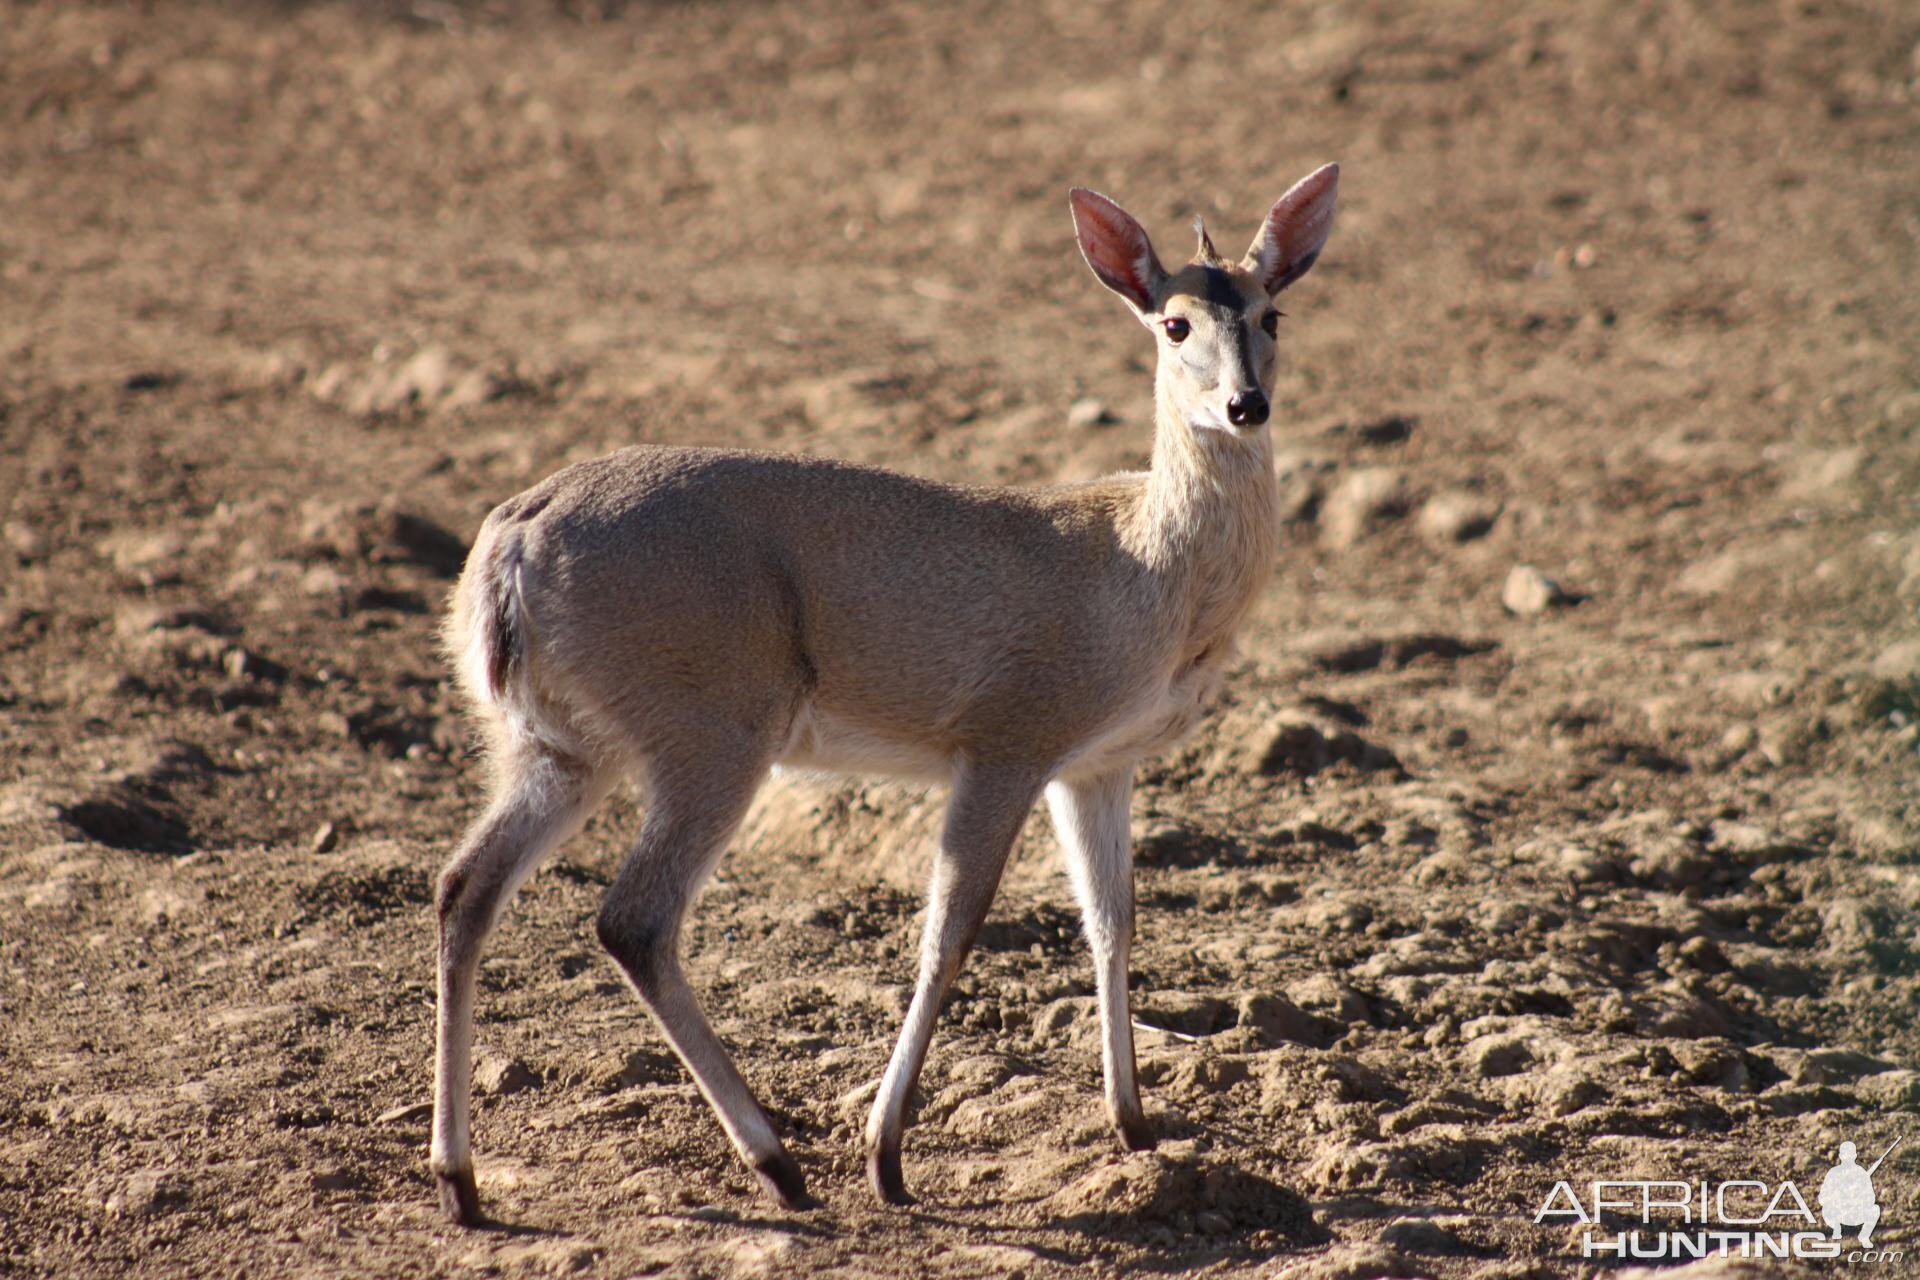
[593,749,812,1208]
[433,742,607,1225]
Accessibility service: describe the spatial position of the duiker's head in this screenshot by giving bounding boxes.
[1069,165,1338,437]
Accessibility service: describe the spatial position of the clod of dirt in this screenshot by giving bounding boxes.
[1048,1151,1318,1240]
[1136,993,1233,1037]
[308,346,524,417]
[1502,564,1573,613]
[1285,975,1372,1025]
[1236,993,1332,1047]
[1319,467,1409,548]
[1552,842,1622,884]
[1307,1129,1494,1190]
[294,860,432,928]
[1465,1034,1534,1078]
[56,740,214,853]
[1418,490,1500,544]
[1300,631,1496,673]
[1133,822,1236,869]
[98,528,190,583]
[61,788,190,852]
[1628,834,1718,894]
[1856,1069,1920,1109]
[1158,1055,1252,1099]
[1066,396,1113,427]
[1270,1244,1421,1280]
[105,1169,187,1218]
[1248,710,1401,778]
[1376,1215,1465,1255]
[475,1053,540,1096]
[1273,450,1336,523]
[299,501,469,577]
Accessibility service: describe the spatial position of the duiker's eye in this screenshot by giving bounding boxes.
[1260,310,1280,337]
[1162,317,1190,343]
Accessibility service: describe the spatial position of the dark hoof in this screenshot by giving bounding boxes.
[437,1168,483,1227]
[1116,1113,1157,1153]
[753,1149,817,1211]
[867,1145,913,1206]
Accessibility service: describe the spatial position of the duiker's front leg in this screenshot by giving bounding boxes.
[1046,767,1152,1151]
[865,764,1046,1204]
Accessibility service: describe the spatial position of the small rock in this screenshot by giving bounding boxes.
[474,1054,539,1096]
[3,520,48,560]
[106,1169,186,1218]
[1066,397,1113,428]
[1870,638,1920,681]
[1418,491,1499,544]
[222,647,288,683]
[1502,564,1571,613]
[310,822,339,854]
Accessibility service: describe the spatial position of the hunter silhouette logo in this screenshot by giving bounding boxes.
[1536,1135,1905,1264]
[1822,1139,1899,1247]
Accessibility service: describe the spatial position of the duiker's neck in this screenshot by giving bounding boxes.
[1126,377,1278,573]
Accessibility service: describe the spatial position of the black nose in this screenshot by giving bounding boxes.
[1226,391,1269,427]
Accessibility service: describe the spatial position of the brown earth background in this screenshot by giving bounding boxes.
[3,1,1919,1277]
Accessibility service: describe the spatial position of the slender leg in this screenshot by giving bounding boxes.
[1046,766,1152,1151]
[865,763,1046,1204]
[594,749,815,1210]
[432,745,605,1225]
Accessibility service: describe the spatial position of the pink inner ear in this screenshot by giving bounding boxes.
[1254,164,1339,293]
[1074,193,1154,304]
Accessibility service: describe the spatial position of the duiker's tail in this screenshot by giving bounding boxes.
[446,523,528,710]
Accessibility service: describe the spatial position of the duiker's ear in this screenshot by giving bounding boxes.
[1069,188,1166,315]
[1243,163,1339,296]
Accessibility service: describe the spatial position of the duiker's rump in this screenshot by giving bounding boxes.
[430,164,1340,1224]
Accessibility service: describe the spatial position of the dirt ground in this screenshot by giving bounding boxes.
[2,1,1918,1276]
